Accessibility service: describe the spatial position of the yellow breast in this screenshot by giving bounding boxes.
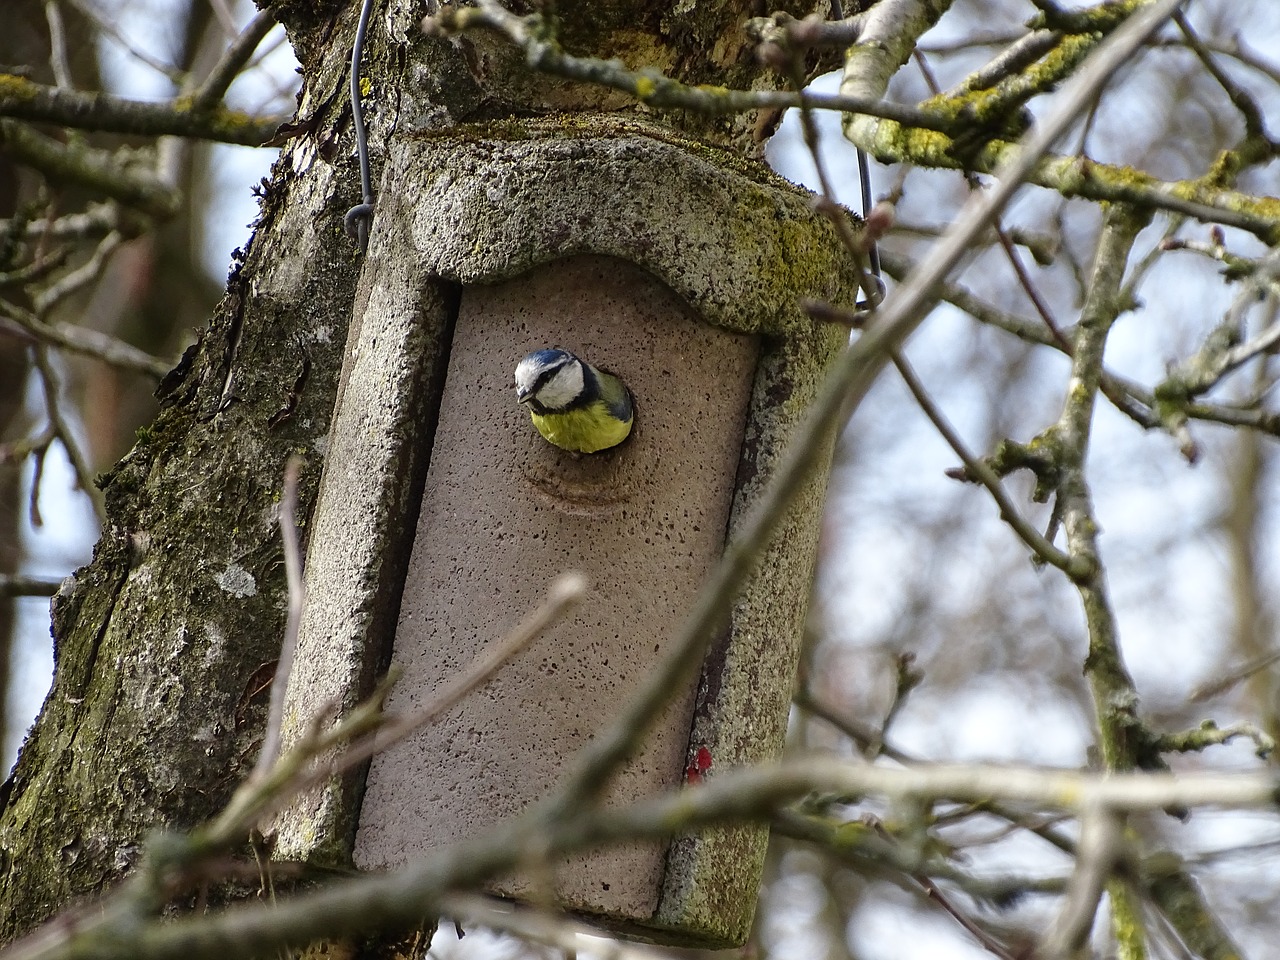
[530,401,633,453]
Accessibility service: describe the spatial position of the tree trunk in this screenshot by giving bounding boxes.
[0,0,828,938]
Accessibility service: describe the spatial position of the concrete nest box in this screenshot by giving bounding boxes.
[277,118,862,947]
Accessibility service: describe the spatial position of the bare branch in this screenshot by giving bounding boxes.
[0,119,181,217]
[11,759,1279,960]
[424,0,961,133]
[32,229,123,315]
[0,76,287,147]
[30,346,103,523]
[892,350,1087,579]
[1156,719,1276,759]
[1038,805,1126,959]
[192,11,280,112]
[0,574,64,597]
[63,0,185,81]
[43,1,74,90]
[253,457,306,781]
[0,298,173,379]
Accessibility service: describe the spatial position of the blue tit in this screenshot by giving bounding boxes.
[514,348,634,453]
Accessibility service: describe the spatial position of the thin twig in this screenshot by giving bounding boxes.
[0,574,65,597]
[913,48,1073,353]
[915,874,1020,960]
[30,345,103,523]
[253,456,306,781]
[63,0,186,81]
[878,247,1280,440]
[192,10,280,111]
[32,230,123,315]
[44,1,74,90]
[892,350,1087,579]
[1037,804,1124,959]
[0,298,172,378]
[208,572,587,841]
[1172,9,1269,142]
[1190,649,1280,702]
[206,0,239,38]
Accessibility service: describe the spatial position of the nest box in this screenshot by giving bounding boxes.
[277,118,860,947]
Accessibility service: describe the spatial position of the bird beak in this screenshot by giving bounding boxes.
[516,388,531,404]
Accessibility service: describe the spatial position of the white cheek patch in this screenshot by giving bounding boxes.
[539,363,585,409]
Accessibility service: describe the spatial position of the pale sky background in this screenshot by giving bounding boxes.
[7,3,1280,957]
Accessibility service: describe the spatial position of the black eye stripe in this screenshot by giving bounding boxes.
[532,362,567,393]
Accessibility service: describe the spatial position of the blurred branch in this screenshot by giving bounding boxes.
[1038,805,1126,959]
[0,75,287,146]
[64,0,186,82]
[1155,719,1275,759]
[0,574,63,597]
[1,203,135,242]
[11,755,1279,960]
[191,11,279,111]
[1172,10,1270,149]
[1149,33,1280,88]
[911,874,1021,960]
[1191,650,1280,703]
[919,30,1028,54]
[775,807,1067,905]
[31,229,122,315]
[30,346,103,523]
[438,894,676,960]
[1162,233,1272,279]
[1156,259,1280,394]
[0,299,173,379]
[0,120,181,217]
[43,1,74,90]
[0,249,69,287]
[795,691,1072,859]
[890,220,1060,265]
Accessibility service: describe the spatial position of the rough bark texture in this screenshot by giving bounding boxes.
[0,0,838,940]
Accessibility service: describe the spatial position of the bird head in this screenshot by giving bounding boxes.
[515,349,585,413]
